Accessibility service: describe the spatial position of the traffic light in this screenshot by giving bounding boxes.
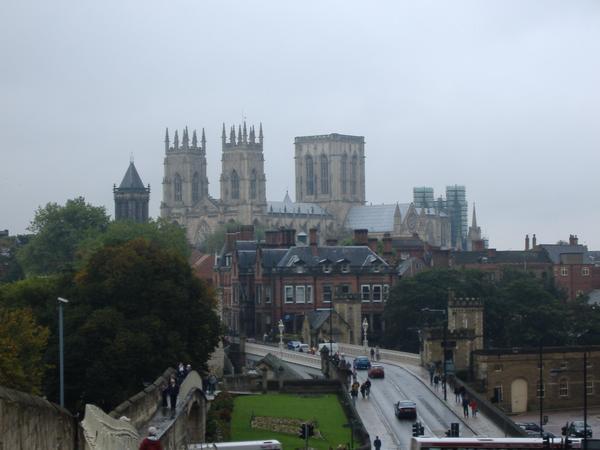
[412,422,420,437]
[449,423,459,437]
[419,423,425,436]
[299,423,307,439]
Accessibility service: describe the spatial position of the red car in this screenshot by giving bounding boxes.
[368,364,385,378]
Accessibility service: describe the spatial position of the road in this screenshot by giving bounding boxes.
[352,360,480,449]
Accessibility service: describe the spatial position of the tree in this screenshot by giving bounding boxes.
[61,238,220,411]
[17,197,110,276]
[0,307,49,394]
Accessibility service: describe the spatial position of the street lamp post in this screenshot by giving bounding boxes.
[278,319,284,355]
[422,307,448,401]
[57,297,69,408]
[362,317,369,351]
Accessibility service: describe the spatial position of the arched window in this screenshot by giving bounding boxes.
[250,169,257,200]
[351,154,358,195]
[305,154,314,195]
[341,153,348,194]
[231,170,240,200]
[174,173,182,202]
[320,154,329,194]
[192,172,200,202]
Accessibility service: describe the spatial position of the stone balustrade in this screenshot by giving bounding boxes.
[245,343,322,369]
[80,404,139,450]
[338,343,420,365]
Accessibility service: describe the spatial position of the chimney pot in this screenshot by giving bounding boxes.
[353,229,369,246]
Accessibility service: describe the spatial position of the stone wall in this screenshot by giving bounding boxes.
[0,385,76,450]
[80,404,139,450]
[109,367,175,430]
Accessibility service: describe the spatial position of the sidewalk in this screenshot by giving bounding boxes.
[513,408,600,438]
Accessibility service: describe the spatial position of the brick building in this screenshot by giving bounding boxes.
[214,226,395,344]
[472,346,600,413]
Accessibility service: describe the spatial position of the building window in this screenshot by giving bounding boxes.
[296,286,305,304]
[582,266,590,276]
[561,266,568,276]
[341,153,347,194]
[250,169,257,200]
[265,286,272,304]
[577,290,584,297]
[285,286,294,304]
[341,263,350,273]
[323,285,332,303]
[322,263,332,274]
[320,154,329,194]
[372,263,381,273]
[174,173,182,201]
[296,264,305,274]
[307,285,313,304]
[361,285,371,302]
[494,364,503,372]
[231,170,240,200]
[372,285,382,302]
[560,361,568,370]
[383,284,389,301]
[305,154,314,195]
[587,379,594,396]
[536,380,545,398]
[494,385,503,402]
[192,172,200,202]
[351,154,357,195]
[256,286,262,305]
[559,378,569,397]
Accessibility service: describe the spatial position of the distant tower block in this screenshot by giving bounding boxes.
[114,161,150,222]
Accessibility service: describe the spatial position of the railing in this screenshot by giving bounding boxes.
[245,343,322,369]
[338,343,420,365]
[81,404,140,450]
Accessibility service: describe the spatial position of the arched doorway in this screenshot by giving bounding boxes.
[511,378,528,413]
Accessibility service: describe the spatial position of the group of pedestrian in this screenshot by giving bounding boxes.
[204,373,218,395]
[160,362,194,414]
[454,385,478,417]
[369,346,381,361]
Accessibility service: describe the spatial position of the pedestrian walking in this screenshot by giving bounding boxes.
[454,386,461,403]
[360,382,366,399]
[139,426,163,450]
[168,378,179,412]
[433,374,440,391]
[373,436,382,450]
[208,373,217,395]
[160,382,168,409]
[462,395,470,418]
[375,346,380,361]
[428,364,435,385]
[469,398,478,417]
[350,382,359,406]
[370,347,375,361]
[364,379,371,397]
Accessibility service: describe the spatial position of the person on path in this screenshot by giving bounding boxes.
[370,347,375,361]
[139,426,163,450]
[469,398,478,417]
[433,374,440,391]
[373,436,382,450]
[462,395,470,418]
[160,382,168,409]
[364,379,371,397]
[375,346,380,361]
[350,382,359,406]
[360,382,366,399]
[454,386,461,403]
[168,378,179,412]
[428,364,435,385]
[208,373,217,395]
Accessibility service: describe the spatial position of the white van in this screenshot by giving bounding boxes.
[318,342,339,354]
[189,440,282,449]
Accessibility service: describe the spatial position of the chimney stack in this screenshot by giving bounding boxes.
[309,228,318,256]
[265,230,278,247]
[383,233,393,255]
[525,234,530,251]
[353,229,369,246]
[569,234,578,246]
[368,237,378,253]
[239,225,254,241]
[532,234,537,248]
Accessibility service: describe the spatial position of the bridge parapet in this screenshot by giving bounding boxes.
[245,343,321,369]
[80,404,139,450]
[338,343,420,365]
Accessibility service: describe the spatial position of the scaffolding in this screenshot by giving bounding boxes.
[413,187,435,209]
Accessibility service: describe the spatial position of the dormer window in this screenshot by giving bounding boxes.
[323,264,332,274]
[341,263,350,273]
[296,264,305,274]
[372,263,382,273]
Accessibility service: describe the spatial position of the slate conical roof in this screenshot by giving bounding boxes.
[119,162,146,190]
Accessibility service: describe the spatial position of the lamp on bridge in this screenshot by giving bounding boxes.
[57,297,69,408]
[278,319,285,355]
[362,317,369,351]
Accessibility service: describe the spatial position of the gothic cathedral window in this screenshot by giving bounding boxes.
[320,154,329,195]
[341,153,347,194]
[231,170,240,200]
[305,154,314,195]
[351,154,358,195]
[250,169,257,200]
[174,173,182,202]
[192,172,200,202]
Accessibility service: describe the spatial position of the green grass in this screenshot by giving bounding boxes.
[231,393,351,450]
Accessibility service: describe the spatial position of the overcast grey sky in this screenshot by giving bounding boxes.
[2,0,599,249]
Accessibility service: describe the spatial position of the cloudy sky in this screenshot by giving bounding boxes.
[2,0,599,249]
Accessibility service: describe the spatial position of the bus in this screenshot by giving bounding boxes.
[410,437,582,450]
[189,440,282,450]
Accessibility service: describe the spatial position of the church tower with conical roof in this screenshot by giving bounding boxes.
[114,161,150,222]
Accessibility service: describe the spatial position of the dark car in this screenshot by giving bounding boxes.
[394,400,417,419]
[353,356,371,370]
[517,422,543,434]
[368,364,385,379]
[564,421,592,438]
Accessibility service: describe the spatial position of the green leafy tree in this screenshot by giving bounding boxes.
[60,238,220,411]
[17,197,110,276]
[0,307,49,394]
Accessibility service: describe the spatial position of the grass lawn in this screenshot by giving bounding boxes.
[231,393,352,450]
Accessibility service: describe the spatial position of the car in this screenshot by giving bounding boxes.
[287,340,301,350]
[394,400,417,419]
[297,343,310,352]
[517,422,543,434]
[353,356,371,370]
[564,421,592,438]
[368,364,385,379]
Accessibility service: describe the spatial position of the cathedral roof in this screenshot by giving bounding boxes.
[118,162,146,190]
[267,200,327,215]
[345,204,398,233]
